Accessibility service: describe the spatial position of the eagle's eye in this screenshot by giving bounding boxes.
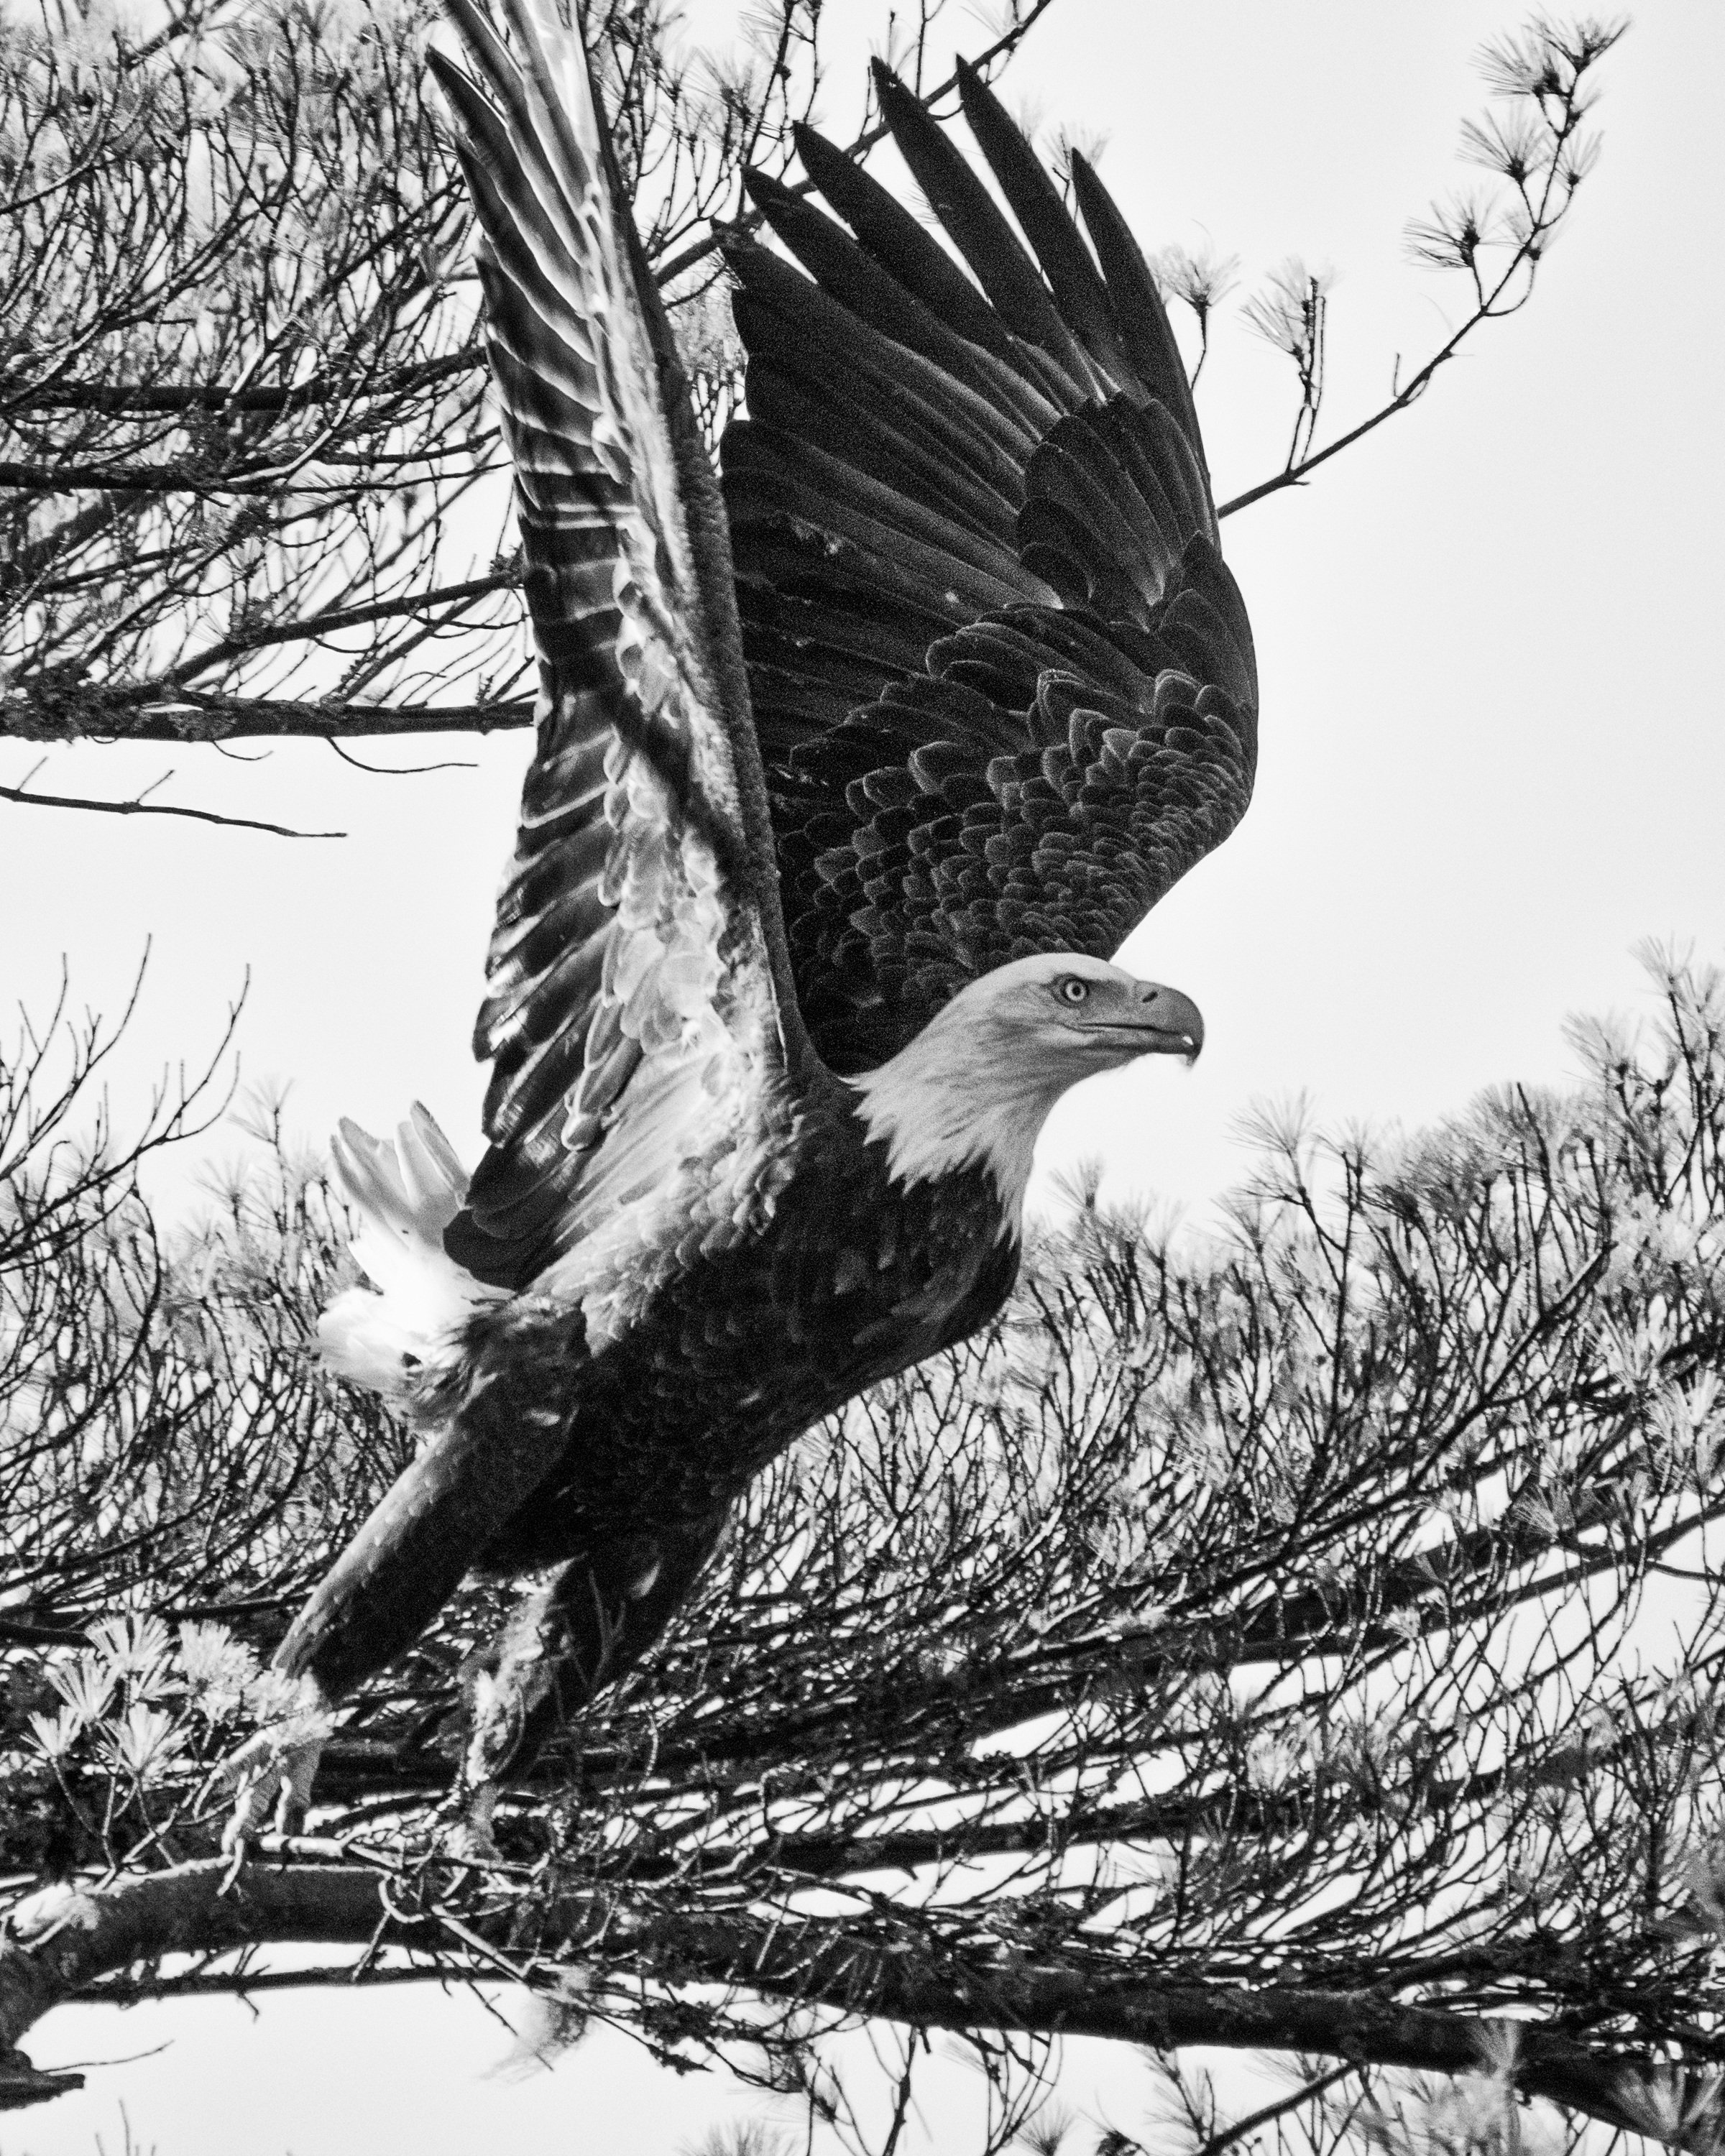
[1055,977,1090,1006]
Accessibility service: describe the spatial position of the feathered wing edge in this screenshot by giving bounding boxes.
[415,0,803,1299]
[316,0,809,1384]
[721,59,1259,1070]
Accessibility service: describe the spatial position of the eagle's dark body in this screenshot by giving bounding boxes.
[289,1093,1016,1710]
[490,1152,1018,1567]
[228,0,1258,1835]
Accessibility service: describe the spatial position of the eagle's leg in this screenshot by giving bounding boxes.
[448,1510,730,1847]
[214,1394,574,1856]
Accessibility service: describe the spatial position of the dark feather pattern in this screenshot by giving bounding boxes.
[723,63,1257,1070]
[426,0,794,1292]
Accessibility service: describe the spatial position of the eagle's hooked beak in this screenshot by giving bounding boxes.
[1120,980,1205,1064]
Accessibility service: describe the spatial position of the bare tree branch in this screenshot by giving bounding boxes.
[0,775,342,837]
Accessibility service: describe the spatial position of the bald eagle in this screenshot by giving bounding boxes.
[224,0,1256,1844]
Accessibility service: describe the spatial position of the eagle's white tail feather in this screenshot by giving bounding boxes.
[318,1104,505,1396]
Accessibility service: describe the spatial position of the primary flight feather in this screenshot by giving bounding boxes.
[224,0,1256,1844]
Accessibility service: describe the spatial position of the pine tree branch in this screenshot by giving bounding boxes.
[0,456,472,497]
[1218,21,1624,519]
[145,571,520,689]
[3,346,483,418]
[4,688,534,744]
[0,1858,1711,2144]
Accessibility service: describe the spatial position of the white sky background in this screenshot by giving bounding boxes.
[6,0,1724,2147]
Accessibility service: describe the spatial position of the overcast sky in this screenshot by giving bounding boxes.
[10,0,1724,2148]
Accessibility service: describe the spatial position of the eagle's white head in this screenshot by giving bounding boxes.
[848,952,1204,1222]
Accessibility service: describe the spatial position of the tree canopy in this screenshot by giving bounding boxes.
[2,952,1722,2148]
[2,0,1617,792]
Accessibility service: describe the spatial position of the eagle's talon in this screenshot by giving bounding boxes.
[207,1685,333,1866]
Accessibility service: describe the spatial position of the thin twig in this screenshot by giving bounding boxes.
[325,740,477,776]
[0,778,341,839]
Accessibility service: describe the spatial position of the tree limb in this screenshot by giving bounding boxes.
[4,346,483,419]
[0,456,479,498]
[4,688,535,744]
[147,571,520,689]
[0,1858,1706,2143]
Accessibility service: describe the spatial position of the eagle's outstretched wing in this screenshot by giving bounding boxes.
[428,0,799,1299]
[724,65,1259,1072]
